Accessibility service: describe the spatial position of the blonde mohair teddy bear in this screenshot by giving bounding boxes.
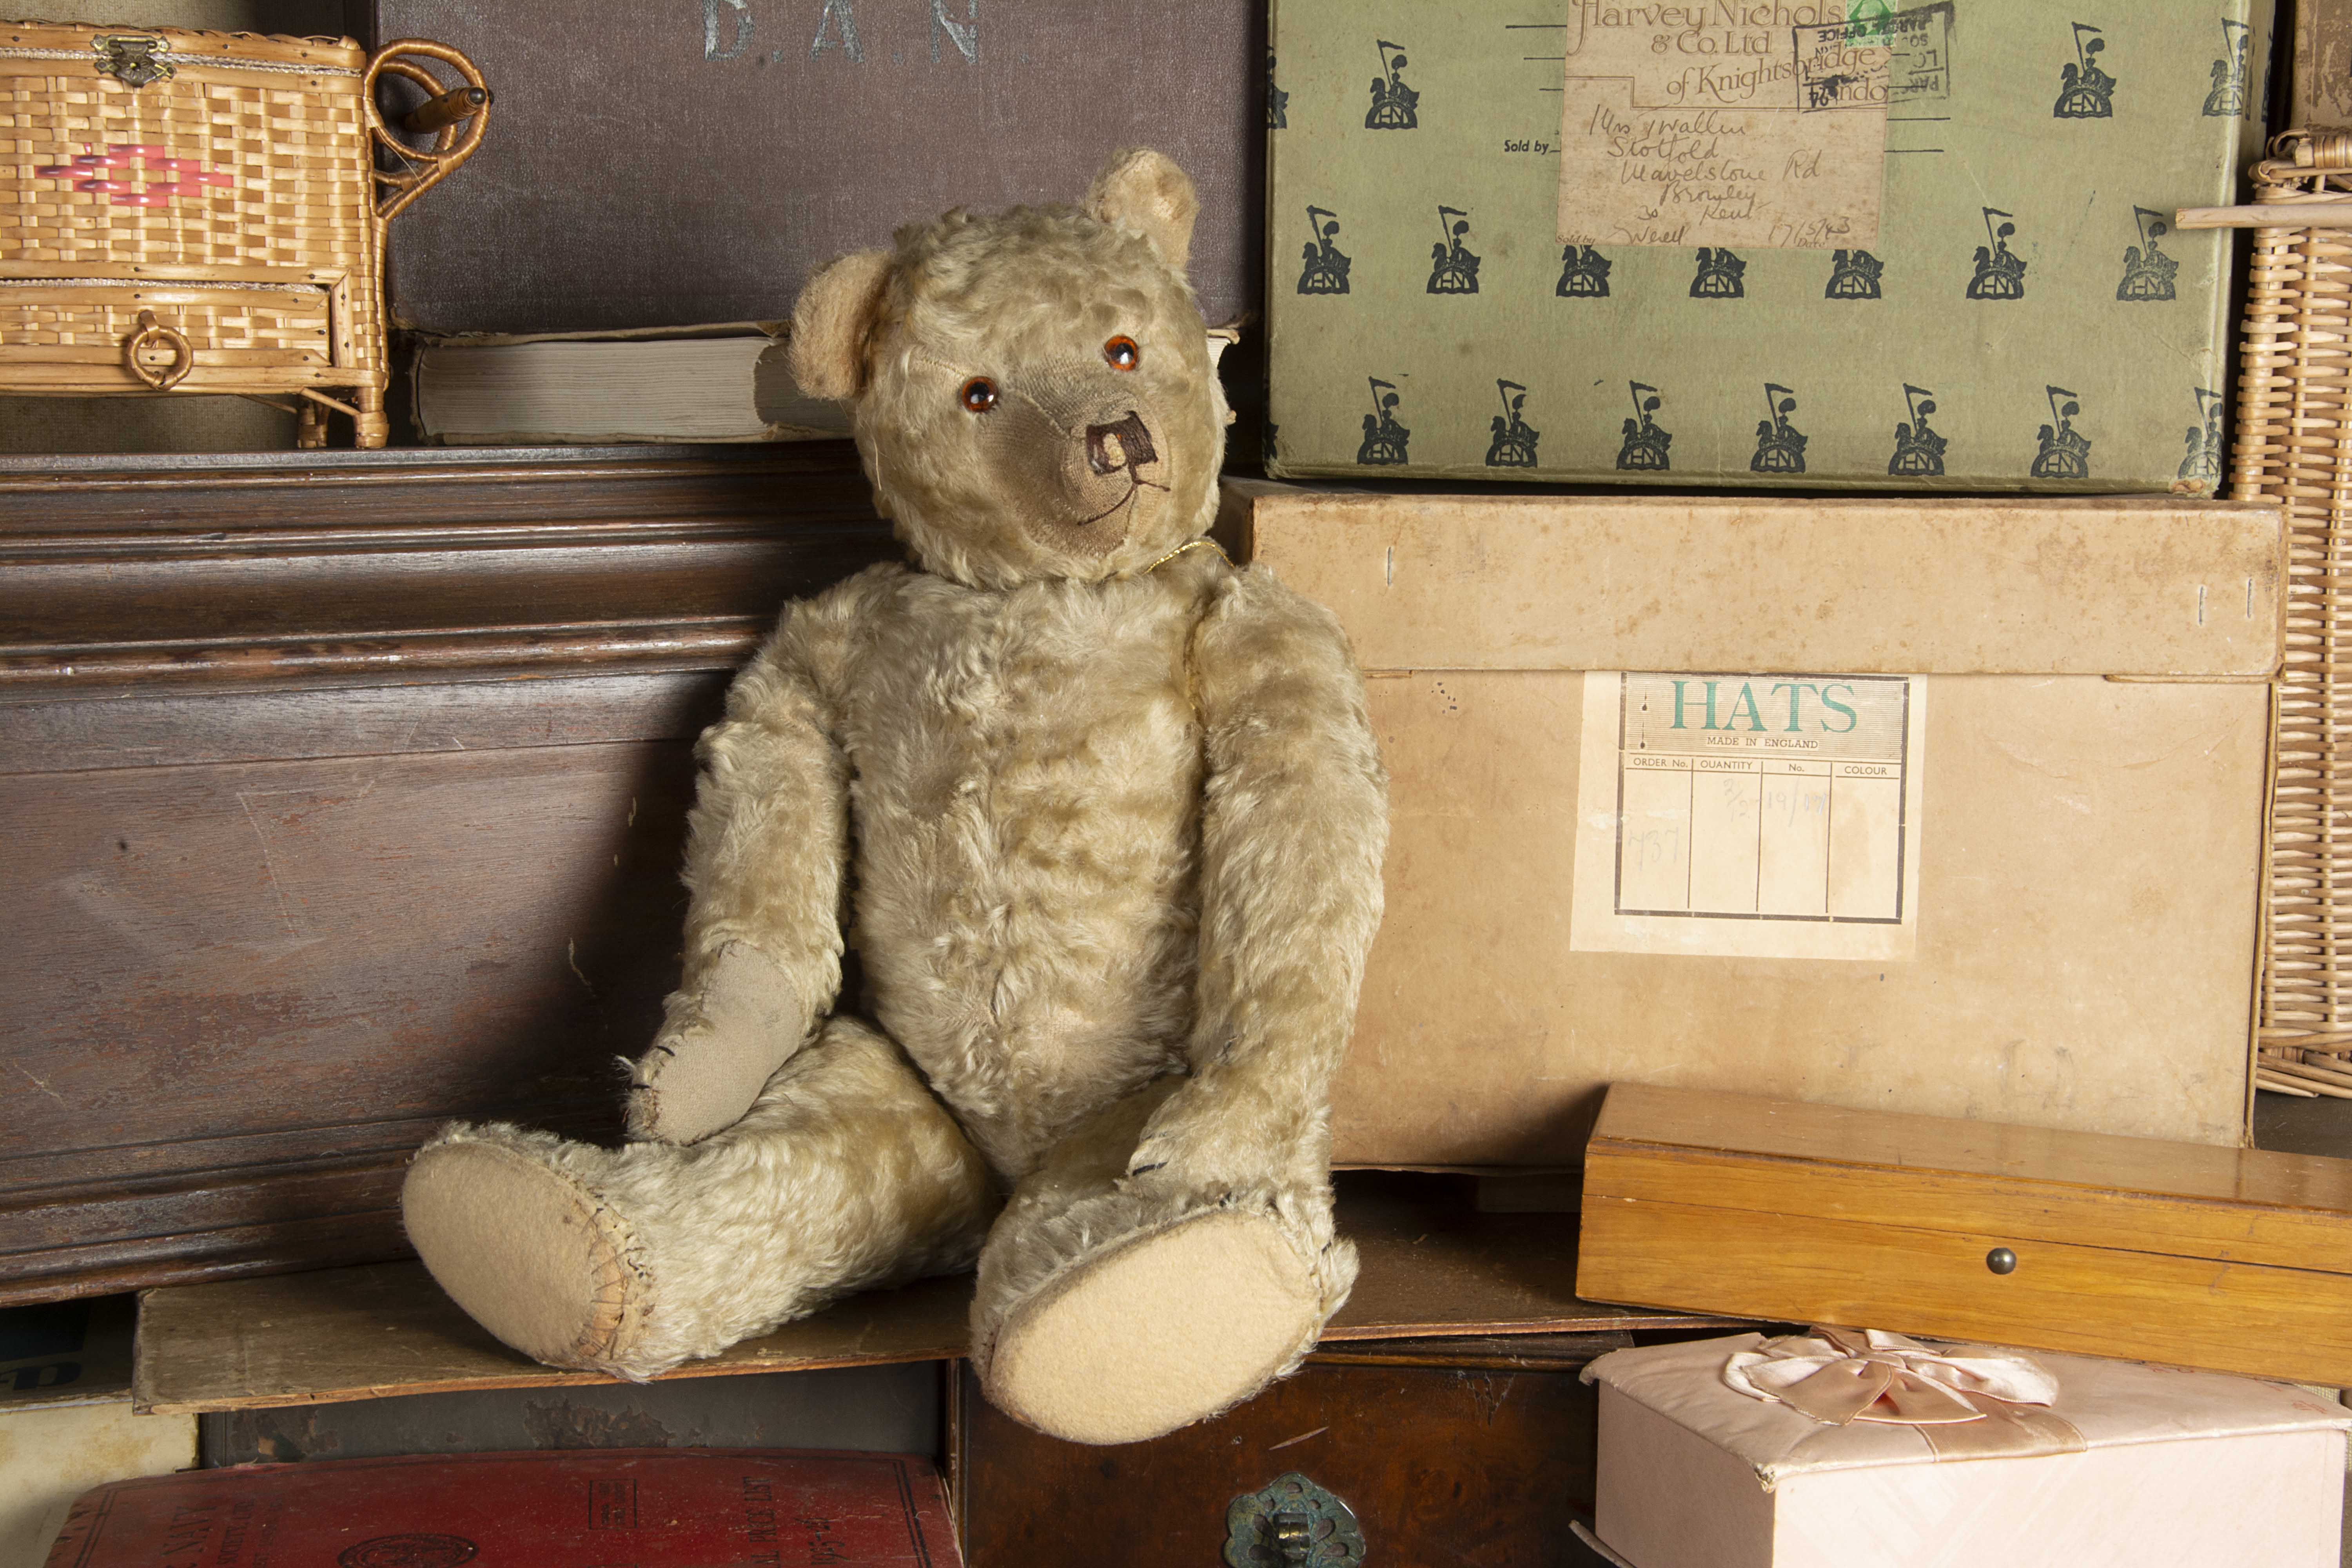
[399,149,1387,1446]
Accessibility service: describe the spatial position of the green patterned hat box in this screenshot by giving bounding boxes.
[1263,1,2271,492]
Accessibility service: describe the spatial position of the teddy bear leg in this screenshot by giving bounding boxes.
[402,1016,996,1379]
[967,1082,1357,1445]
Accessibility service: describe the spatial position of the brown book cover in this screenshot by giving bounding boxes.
[374,1,1267,334]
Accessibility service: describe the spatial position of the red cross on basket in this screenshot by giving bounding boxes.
[32,143,236,206]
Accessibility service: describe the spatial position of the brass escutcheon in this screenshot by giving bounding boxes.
[1223,1473,1366,1567]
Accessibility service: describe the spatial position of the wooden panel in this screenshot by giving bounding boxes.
[954,1346,1615,1568]
[0,447,900,1300]
[1593,1082,2352,1215]
[1578,1194,2352,1389]
[132,1190,1742,1415]
[1584,1142,2352,1276]
[136,1263,976,1417]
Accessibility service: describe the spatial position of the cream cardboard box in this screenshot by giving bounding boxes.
[1580,1334,2351,1568]
[1218,482,2285,1167]
[1264,0,2270,492]
[0,1299,193,1568]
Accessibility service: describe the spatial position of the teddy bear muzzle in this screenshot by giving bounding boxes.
[985,385,1171,558]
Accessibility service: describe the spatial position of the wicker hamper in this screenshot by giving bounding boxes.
[0,21,485,446]
[2229,130,2352,1096]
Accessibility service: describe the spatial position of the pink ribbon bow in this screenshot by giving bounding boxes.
[1724,1327,2084,1460]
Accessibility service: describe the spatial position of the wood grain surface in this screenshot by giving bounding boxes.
[1593,1082,2352,1215]
[1579,1084,2352,1387]
[954,1341,1625,1568]
[1579,1193,2352,1388]
[1,446,898,1301]
[134,1183,1738,1415]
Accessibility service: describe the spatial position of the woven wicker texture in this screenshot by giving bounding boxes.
[0,22,482,445]
[2234,130,2352,1099]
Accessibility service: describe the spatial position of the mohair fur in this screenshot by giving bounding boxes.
[402,149,1387,1442]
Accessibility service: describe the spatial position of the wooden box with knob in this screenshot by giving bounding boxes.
[1578,1082,2352,1388]
[0,21,487,447]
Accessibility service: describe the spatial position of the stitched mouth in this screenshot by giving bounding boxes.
[1069,474,1169,530]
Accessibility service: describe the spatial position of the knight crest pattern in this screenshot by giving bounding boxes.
[1486,379,1539,467]
[1427,205,1480,294]
[2031,385,2092,479]
[2178,387,2224,486]
[1357,377,1410,465]
[1690,247,1746,299]
[1297,206,1351,295]
[2203,18,2249,117]
[2053,22,2116,118]
[1268,49,1288,129]
[2116,207,2178,301]
[1967,208,2027,300]
[1557,243,1612,297]
[1888,384,1946,477]
[1616,381,1671,471]
[1366,38,1418,128]
[1749,384,1807,475]
[1825,248,1883,300]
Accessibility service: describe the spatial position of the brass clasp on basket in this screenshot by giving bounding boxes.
[94,34,174,89]
[122,311,194,390]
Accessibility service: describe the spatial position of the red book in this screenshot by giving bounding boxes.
[45,1449,961,1568]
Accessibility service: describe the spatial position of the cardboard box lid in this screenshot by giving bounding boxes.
[1586,1332,2350,1488]
[1225,483,2284,677]
[1588,1084,2352,1274]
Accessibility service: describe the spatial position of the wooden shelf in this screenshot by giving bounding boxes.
[132,1187,1736,1415]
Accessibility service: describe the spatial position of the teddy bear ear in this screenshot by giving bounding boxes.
[788,249,893,401]
[1085,148,1198,274]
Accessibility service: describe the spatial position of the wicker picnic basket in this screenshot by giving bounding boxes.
[0,21,485,446]
[2231,129,2352,1099]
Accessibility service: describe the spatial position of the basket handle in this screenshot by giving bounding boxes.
[365,38,490,223]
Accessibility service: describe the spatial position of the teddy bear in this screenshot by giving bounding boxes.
[398,148,1388,1446]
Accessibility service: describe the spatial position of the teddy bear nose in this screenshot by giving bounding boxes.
[1085,412,1158,476]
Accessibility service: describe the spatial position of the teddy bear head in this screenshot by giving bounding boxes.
[788,149,1227,590]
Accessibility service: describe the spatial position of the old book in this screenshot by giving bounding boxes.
[411,325,849,445]
[371,0,1263,335]
[45,1450,959,1567]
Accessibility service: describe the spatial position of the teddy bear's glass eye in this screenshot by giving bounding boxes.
[960,377,998,413]
[1104,336,1140,371]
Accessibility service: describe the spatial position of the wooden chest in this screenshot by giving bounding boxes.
[1578,1082,2352,1388]
[953,1334,1653,1567]
[0,445,895,1305]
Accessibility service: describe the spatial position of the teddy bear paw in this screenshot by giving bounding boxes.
[979,1207,1324,1445]
[402,1135,652,1374]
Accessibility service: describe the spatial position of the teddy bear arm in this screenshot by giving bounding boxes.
[627,593,864,1144]
[1126,571,1389,1195]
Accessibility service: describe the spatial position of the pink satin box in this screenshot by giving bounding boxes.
[1581,1334,2350,1568]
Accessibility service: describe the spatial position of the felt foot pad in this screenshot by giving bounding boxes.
[402,1141,642,1371]
[985,1209,1319,1445]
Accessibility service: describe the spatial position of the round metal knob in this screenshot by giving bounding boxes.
[1985,1246,2018,1276]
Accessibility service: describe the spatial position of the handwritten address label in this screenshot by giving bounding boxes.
[1557,6,1913,249]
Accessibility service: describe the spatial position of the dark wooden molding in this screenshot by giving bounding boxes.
[1,447,898,1301]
